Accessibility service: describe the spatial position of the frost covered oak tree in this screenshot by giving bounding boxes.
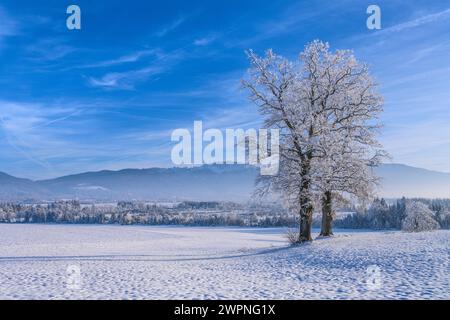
[315,138,384,236]
[243,40,385,242]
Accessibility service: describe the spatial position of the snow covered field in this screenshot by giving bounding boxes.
[0,224,448,300]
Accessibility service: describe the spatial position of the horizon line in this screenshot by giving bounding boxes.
[2,162,449,182]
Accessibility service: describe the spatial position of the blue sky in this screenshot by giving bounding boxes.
[0,0,450,179]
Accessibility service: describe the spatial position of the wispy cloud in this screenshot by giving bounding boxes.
[0,100,84,171]
[155,16,186,37]
[0,7,18,47]
[88,66,165,89]
[88,50,184,89]
[406,43,446,64]
[378,8,450,35]
[194,35,217,46]
[0,99,143,178]
[223,2,333,48]
[78,49,159,69]
[26,38,76,61]
[3,0,450,177]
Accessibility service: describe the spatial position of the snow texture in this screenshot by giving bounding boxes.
[0,224,448,299]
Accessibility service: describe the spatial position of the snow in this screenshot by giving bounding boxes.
[0,224,448,299]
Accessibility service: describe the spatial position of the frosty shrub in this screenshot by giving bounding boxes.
[402,201,440,232]
[285,228,300,245]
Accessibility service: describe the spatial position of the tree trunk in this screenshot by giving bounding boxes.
[298,152,314,242]
[299,204,314,242]
[320,190,334,236]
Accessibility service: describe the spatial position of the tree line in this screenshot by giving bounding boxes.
[336,198,450,231]
[0,200,298,227]
[0,199,448,230]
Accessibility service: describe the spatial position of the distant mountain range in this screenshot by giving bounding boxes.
[1,164,449,202]
[374,164,450,199]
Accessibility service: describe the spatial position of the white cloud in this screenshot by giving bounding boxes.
[223,2,329,48]
[0,7,18,48]
[78,49,159,69]
[155,16,186,37]
[88,65,164,89]
[0,100,84,171]
[88,50,184,89]
[378,8,450,35]
[194,36,217,46]
[26,38,76,61]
